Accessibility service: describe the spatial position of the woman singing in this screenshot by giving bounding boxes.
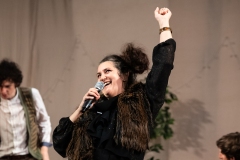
[53,7,176,160]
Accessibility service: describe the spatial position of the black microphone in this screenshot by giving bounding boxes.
[81,81,105,112]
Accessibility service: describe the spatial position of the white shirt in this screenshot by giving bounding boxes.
[0,88,51,157]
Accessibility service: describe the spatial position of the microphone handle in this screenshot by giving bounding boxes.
[82,99,93,112]
[81,88,101,113]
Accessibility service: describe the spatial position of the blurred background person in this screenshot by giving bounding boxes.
[0,59,52,160]
[216,132,240,160]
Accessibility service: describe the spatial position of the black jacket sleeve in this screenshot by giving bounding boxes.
[52,117,74,158]
[146,38,176,120]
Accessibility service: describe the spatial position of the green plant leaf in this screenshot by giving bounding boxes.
[149,86,178,159]
[149,144,163,153]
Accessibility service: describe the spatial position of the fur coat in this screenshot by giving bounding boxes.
[66,82,153,160]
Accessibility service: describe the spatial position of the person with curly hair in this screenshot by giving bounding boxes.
[0,59,52,160]
[216,132,240,160]
[53,7,176,160]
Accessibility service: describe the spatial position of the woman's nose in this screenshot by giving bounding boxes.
[100,75,106,81]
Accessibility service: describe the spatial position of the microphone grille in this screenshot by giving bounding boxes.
[95,81,105,91]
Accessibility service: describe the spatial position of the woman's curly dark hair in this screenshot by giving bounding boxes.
[99,43,149,90]
[216,132,240,160]
[0,59,23,87]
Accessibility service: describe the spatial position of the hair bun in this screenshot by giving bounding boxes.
[120,43,149,74]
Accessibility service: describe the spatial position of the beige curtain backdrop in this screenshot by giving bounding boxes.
[0,0,240,160]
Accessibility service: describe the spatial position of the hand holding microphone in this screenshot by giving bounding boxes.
[80,81,105,113]
[69,81,104,122]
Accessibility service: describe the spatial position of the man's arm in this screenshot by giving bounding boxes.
[32,88,52,160]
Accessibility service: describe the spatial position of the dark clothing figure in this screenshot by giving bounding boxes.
[53,39,176,160]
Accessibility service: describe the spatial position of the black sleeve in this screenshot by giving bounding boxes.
[146,39,176,120]
[52,117,74,158]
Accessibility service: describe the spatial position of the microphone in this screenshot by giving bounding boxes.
[81,81,105,112]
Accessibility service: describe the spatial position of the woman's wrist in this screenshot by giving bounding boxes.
[158,22,170,28]
[69,107,83,122]
[159,27,172,34]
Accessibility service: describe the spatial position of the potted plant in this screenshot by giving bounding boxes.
[147,87,178,160]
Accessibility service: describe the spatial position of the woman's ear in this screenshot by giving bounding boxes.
[122,72,129,82]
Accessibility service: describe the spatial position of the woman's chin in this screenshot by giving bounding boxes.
[102,90,110,98]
